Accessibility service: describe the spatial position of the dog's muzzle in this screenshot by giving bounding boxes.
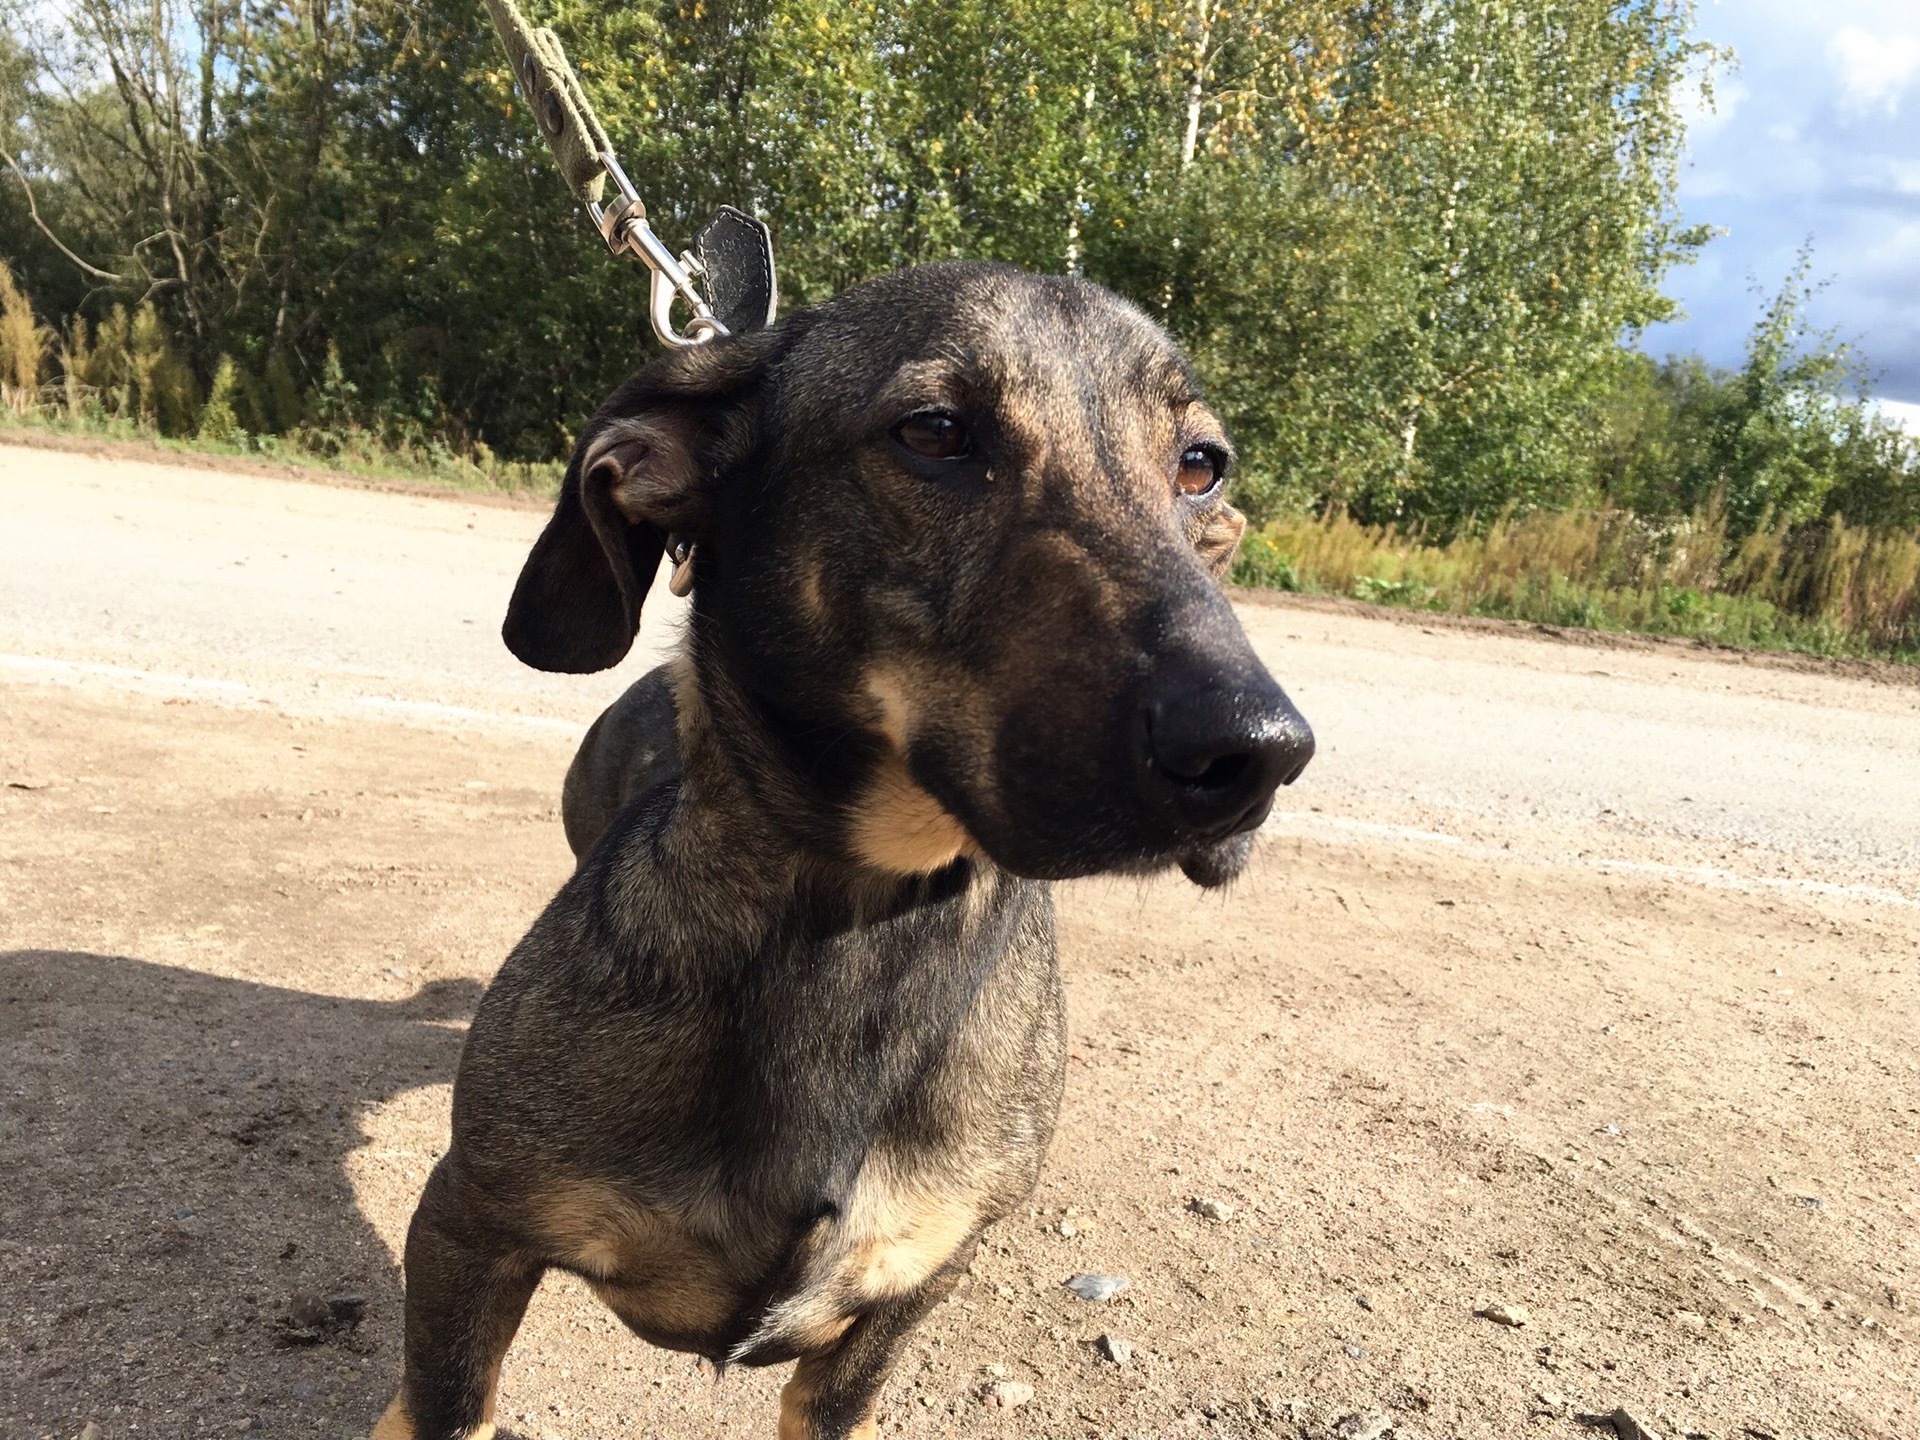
[1138,658,1314,842]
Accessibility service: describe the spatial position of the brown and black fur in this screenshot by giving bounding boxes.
[375,262,1313,1440]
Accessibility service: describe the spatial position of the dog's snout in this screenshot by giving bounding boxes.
[1141,665,1314,838]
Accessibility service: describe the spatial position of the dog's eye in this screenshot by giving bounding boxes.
[894,411,973,460]
[1177,445,1226,496]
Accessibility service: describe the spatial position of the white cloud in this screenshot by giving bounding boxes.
[1646,4,1920,402]
[1829,25,1920,118]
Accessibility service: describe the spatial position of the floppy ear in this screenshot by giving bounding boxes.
[1195,501,1248,580]
[502,338,769,673]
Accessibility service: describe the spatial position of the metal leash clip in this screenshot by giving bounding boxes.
[491,0,777,351]
[588,150,727,350]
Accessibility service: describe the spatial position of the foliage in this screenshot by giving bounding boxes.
[0,0,1711,503]
[197,356,243,443]
[1117,0,1713,528]
[0,257,47,405]
[1593,250,1920,535]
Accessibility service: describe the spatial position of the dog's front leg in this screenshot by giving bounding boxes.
[776,1242,977,1440]
[375,1161,543,1440]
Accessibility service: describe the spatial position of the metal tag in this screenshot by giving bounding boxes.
[694,207,778,335]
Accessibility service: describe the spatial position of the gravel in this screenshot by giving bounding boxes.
[1328,1411,1392,1440]
[1064,1273,1130,1302]
[1474,1300,1530,1327]
[979,1379,1035,1409]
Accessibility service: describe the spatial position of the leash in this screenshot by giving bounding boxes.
[484,0,777,348]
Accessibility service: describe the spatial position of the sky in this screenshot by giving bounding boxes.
[1642,0,1920,425]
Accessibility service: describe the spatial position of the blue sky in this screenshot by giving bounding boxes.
[1643,0,1920,424]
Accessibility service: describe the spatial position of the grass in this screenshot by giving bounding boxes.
[1233,505,1920,664]
[0,402,562,500]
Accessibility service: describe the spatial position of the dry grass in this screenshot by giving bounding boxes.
[0,261,50,410]
[0,405,561,500]
[1234,505,1920,661]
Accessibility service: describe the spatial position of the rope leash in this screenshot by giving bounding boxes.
[484,0,777,348]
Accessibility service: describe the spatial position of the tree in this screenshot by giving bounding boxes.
[0,0,1718,530]
[1597,250,1920,536]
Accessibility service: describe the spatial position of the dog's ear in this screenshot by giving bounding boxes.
[503,338,769,674]
[1194,501,1248,580]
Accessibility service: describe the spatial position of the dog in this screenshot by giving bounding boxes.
[374,260,1313,1440]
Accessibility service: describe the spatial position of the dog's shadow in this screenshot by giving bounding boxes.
[0,949,480,1434]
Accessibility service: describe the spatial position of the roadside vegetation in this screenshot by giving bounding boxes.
[1,0,1915,657]
[1234,505,1920,662]
[1231,269,1920,659]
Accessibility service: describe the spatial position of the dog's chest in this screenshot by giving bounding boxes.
[522,870,1065,1359]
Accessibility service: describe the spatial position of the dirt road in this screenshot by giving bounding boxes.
[3,441,1917,1440]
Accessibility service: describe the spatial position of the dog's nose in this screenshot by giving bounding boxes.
[1141,664,1314,838]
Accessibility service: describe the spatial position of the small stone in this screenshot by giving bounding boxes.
[1064,1272,1130,1302]
[79,1425,102,1440]
[325,1293,368,1328]
[1343,1343,1368,1359]
[1604,1408,1665,1440]
[1672,1309,1707,1334]
[1097,1334,1134,1365]
[979,1380,1034,1409]
[1188,1196,1236,1222]
[1475,1300,1529,1327]
[1057,1218,1078,1238]
[285,1292,331,1331]
[1329,1411,1392,1440]
[982,1362,1009,1378]
[1531,1391,1567,1416]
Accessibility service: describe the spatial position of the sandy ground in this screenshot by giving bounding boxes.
[1,443,1916,1440]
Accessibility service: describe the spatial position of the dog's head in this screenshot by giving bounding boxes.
[506,262,1312,887]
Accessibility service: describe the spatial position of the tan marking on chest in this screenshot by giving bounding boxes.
[852,667,979,875]
[850,754,978,875]
[739,1153,990,1361]
[532,1181,738,1337]
[842,1179,980,1301]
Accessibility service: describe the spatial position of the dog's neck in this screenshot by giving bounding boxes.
[639,635,1002,956]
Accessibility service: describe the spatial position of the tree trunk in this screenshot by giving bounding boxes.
[1066,81,1095,274]
[1179,0,1214,170]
